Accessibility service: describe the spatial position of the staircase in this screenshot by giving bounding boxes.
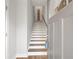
[28,21,47,57]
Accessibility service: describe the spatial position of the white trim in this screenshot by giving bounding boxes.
[61,19,64,59]
[53,23,55,59]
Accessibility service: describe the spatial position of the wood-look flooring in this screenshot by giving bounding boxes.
[28,55,48,59]
[16,55,48,59]
[16,57,27,59]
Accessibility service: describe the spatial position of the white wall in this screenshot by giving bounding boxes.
[6,0,16,59]
[48,2,73,59]
[27,0,34,47]
[32,0,47,6]
[44,5,48,24]
[0,0,5,59]
[63,16,73,59]
[16,0,34,57]
[16,0,28,57]
[49,0,61,18]
[43,1,49,25]
[6,0,34,58]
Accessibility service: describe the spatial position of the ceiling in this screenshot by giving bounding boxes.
[32,0,48,6]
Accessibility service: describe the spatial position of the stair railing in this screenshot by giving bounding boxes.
[42,15,48,27]
[42,15,48,48]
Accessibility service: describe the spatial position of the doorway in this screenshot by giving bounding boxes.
[37,9,40,21]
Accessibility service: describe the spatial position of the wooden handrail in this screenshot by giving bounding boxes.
[42,15,48,27]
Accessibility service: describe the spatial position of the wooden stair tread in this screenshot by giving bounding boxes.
[30,40,46,41]
[28,55,48,59]
[30,44,45,46]
[28,49,47,52]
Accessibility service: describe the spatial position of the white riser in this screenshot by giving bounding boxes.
[30,38,47,40]
[28,46,45,49]
[30,42,45,44]
[32,35,47,37]
[28,52,47,56]
[32,33,47,34]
